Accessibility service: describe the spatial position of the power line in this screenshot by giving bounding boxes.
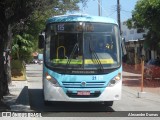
[80,0,131,21]
[121,9,132,13]
[106,10,117,17]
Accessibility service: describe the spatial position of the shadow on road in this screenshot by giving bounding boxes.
[16,86,29,105]
[29,89,115,112]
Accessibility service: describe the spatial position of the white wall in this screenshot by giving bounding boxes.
[121,22,147,42]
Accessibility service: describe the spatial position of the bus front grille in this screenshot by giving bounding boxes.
[62,81,105,88]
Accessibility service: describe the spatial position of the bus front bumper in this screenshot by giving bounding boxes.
[43,80,122,102]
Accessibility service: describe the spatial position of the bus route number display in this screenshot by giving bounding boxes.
[57,24,64,31]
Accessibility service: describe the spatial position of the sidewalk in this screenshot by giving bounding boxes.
[3,80,31,111]
[122,71,160,96]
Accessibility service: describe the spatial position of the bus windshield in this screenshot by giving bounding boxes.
[45,22,121,73]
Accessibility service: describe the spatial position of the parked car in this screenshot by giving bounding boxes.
[38,60,43,64]
[31,59,38,64]
[144,59,160,80]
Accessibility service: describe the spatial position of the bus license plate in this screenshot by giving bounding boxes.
[77,91,90,96]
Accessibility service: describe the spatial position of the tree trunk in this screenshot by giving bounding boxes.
[2,25,13,96]
[5,25,13,85]
[0,35,5,99]
[0,24,11,98]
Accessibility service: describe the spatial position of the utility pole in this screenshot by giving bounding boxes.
[117,0,121,35]
[98,0,101,16]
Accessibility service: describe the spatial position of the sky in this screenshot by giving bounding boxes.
[76,0,138,22]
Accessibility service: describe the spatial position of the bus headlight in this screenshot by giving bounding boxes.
[107,73,121,87]
[46,73,60,87]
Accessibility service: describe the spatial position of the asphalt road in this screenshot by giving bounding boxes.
[26,64,160,118]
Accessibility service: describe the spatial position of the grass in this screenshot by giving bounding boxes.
[11,60,26,81]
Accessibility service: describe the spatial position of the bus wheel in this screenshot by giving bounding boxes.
[43,92,50,105]
[104,101,113,106]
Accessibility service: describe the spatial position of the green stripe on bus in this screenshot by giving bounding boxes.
[52,59,82,64]
[52,59,114,64]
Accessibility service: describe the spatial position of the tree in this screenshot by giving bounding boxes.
[0,0,41,105]
[0,0,88,108]
[126,0,160,51]
[11,34,34,62]
[12,0,88,55]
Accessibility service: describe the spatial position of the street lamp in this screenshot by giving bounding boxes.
[98,0,101,16]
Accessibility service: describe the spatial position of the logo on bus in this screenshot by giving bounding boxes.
[81,81,86,87]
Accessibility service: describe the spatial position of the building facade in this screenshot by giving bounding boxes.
[121,22,158,64]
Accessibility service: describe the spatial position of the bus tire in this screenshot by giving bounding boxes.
[104,101,113,106]
[43,90,50,106]
[44,101,50,106]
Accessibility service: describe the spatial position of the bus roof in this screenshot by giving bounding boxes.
[46,14,118,25]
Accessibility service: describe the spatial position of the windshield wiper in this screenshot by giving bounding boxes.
[89,39,104,72]
[65,43,78,69]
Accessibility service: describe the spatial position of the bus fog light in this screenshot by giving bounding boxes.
[115,95,119,98]
[110,80,116,84]
[108,80,115,87]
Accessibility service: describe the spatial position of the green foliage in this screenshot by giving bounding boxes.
[3,0,90,61]
[15,0,88,52]
[132,0,160,31]
[125,19,133,29]
[12,34,34,62]
[11,60,24,70]
[11,60,26,80]
[127,0,160,50]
